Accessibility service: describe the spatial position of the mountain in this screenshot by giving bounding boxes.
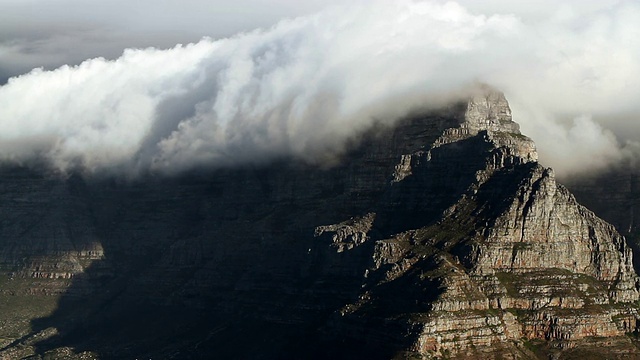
[0,87,639,359]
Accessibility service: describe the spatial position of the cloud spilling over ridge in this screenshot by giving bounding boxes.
[0,0,639,177]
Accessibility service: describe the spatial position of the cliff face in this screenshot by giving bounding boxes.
[0,88,639,359]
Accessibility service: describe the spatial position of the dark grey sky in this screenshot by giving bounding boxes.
[0,0,335,82]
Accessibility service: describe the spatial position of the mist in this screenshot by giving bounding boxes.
[0,0,638,177]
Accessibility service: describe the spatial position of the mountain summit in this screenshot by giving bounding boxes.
[0,87,639,359]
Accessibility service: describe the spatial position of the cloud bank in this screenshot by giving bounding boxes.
[0,0,638,177]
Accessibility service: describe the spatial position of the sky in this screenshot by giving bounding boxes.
[0,0,638,178]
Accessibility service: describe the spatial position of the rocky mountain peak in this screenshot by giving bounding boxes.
[464,86,519,134]
[393,87,538,184]
[424,88,535,164]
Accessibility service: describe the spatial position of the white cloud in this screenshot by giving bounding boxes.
[0,0,638,177]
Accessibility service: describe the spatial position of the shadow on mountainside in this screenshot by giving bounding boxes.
[20,170,427,358]
[8,111,505,359]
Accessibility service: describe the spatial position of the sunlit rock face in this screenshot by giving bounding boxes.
[0,87,639,359]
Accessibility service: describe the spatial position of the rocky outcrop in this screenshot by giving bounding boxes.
[315,213,376,252]
[314,89,640,358]
[0,86,638,359]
